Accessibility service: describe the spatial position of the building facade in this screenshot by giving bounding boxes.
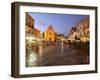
[44,25,56,41]
[67,17,89,42]
[25,13,40,39]
[34,28,41,38]
[26,12,35,34]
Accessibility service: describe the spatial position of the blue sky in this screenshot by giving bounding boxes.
[28,12,89,37]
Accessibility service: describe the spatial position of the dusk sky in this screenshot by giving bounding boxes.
[28,12,89,37]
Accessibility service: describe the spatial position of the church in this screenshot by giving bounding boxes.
[44,25,56,42]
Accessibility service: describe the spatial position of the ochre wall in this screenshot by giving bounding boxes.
[44,26,56,41]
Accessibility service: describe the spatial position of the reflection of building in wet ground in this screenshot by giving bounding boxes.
[26,42,89,67]
[26,49,39,67]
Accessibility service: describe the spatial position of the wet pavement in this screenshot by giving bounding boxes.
[26,42,89,67]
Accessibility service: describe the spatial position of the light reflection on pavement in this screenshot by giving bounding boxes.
[26,42,89,67]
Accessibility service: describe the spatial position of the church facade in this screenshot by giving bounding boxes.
[44,25,56,41]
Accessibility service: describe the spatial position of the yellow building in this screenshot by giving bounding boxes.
[81,36,89,42]
[44,25,56,41]
[25,13,40,39]
[26,12,35,34]
[34,28,40,38]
